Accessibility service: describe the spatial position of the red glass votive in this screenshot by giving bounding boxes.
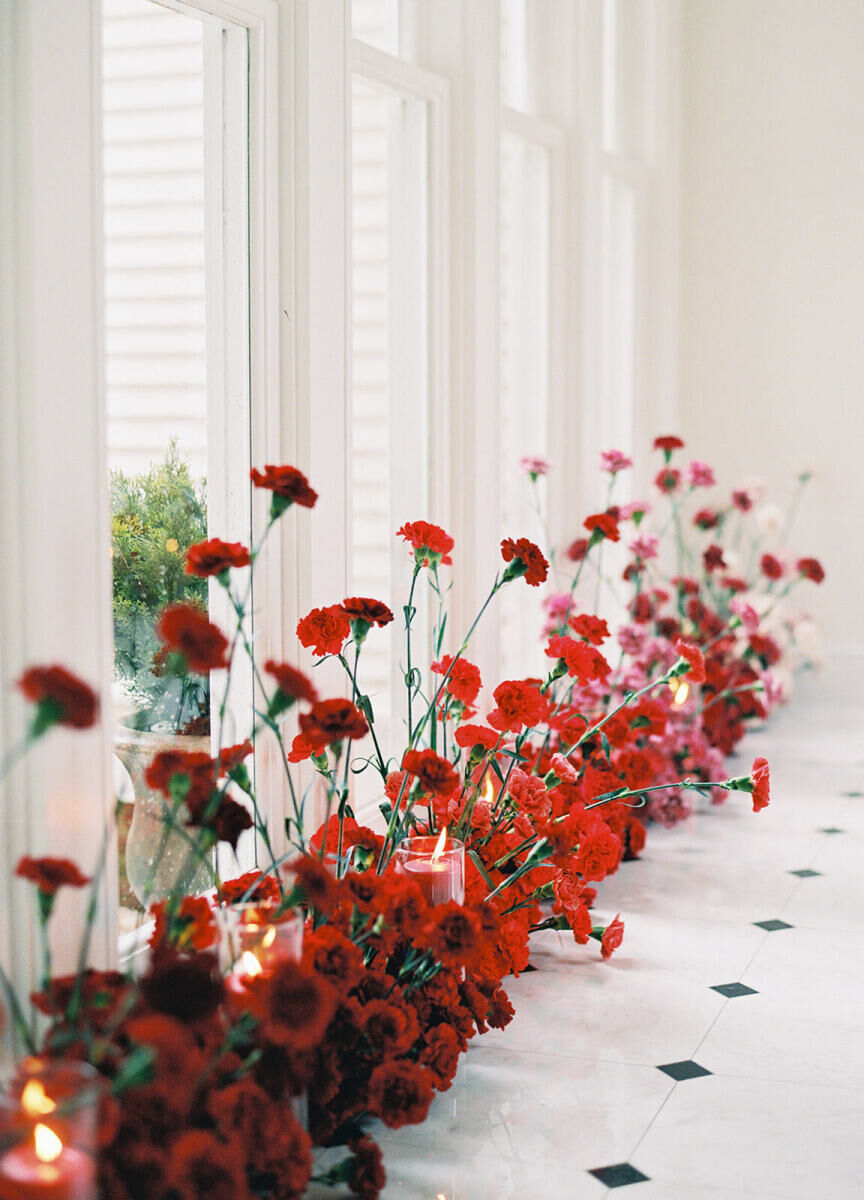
[0,1059,100,1200]
[394,835,465,905]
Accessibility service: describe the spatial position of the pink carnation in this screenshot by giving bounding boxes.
[730,597,760,633]
[687,460,716,488]
[600,449,633,474]
[519,455,550,477]
[627,534,659,560]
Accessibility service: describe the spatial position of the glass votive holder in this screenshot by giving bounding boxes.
[394,835,465,905]
[0,1057,101,1200]
[218,902,304,979]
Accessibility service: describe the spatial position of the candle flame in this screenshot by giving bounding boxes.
[261,926,276,949]
[481,776,495,803]
[239,950,263,977]
[432,826,448,863]
[34,1124,63,1164]
[21,1080,56,1117]
[673,680,690,705]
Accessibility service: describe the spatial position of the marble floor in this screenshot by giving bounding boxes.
[314,663,864,1198]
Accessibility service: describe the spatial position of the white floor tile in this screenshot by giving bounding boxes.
[635,1075,864,1199]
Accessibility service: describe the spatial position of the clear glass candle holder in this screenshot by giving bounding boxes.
[394,835,465,905]
[0,1058,101,1200]
[218,902,304,977]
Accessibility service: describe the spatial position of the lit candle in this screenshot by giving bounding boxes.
[0,1065,99,1200]
[394,829,465,905]
[0,1124,94,1200]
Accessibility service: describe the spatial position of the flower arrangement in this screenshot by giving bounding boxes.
[0,438,801,1200]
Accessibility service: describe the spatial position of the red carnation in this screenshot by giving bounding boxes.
[453,724,499,752]
[200,796,254,850]
[145,749,216,809]
[265,659,318,707]
[488,680,547,732]
[760,553,784,580]
[341,597,395,627]
[219,740,253,774]
[156,603,230,673]
[432,654,482,706]
[165,1130,250,1200]
[655,467,681,493]
[16,665,99,730]
[500,537,549,586]
[694,508,720,530]
[567,537,590,562]
[573,829,623,882]
[751,756,770,812]
[654,435,684,452]
[220,870,280,905]
[250,463,317,511]
[546,635,611,682]
[797,557,825,584]
[185,537,250,577]
[299,698,369,752]
[16,856,89,897]
[583,513,620,542]
[402,748,460,797]
[367,1060,434,1130]
[397,520,454,567]
[296,604,351,656]
[569,613,610,645]
[600,914,625,959]
[732,489,753,512]
[674,637,707,685]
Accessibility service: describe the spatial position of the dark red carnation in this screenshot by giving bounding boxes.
[402,748,460,797]
[250,463,317,507]
[144,749,216,810]
[397,520,454,567]
[418,1024,462,1090]
[420,902,482,968]
[797,557,825,584]
[293,854,343,914]
[16,665,99,730]
[703,544,726,573]
[303,926,365,991]
[261,959,338,1050]
[367,1060,434,1129]
[500,536,549,586]
[341,597,395,627]
[165,1130,251,1200]
[583,512,620,542]
[265,659,318,706]
[199,795,253,850]
[15,856,89,896]
[156,603,230,673]
[296,605,351,656]
[299,698,369,752]
[760,553,784,580]
[732,489,753,511]
[566,537,590,561]
[185,537,250,577]
[361,999,420,1058]
[348,1136,387,1200]
[654,435,684,452]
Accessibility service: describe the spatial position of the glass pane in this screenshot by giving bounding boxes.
[351,76,431,816]
[602,0,652,160]
[499,132,551,679]
[103,0,252,932]
[352,0,400,54]
[600,171,636,454]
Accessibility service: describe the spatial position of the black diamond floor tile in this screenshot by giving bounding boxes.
[711,981,758,998]
[820,827,845,834]
[657,1059,713,1081]
[754,919,794,931]
[589,1163,650,1188]
[789,868,822,878]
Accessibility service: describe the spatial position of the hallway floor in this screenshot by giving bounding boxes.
[335,662,864,1197]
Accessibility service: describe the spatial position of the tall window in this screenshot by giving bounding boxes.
[103,0,254,939]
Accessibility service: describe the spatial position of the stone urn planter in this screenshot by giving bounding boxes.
[113,727,213,907]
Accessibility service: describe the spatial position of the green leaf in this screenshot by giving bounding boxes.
[112,1045,156,1096]
[468,849,495,890]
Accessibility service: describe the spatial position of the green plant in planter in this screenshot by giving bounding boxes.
[111,441,210,733]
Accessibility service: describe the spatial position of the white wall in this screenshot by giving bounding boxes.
[680,0,864,654]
